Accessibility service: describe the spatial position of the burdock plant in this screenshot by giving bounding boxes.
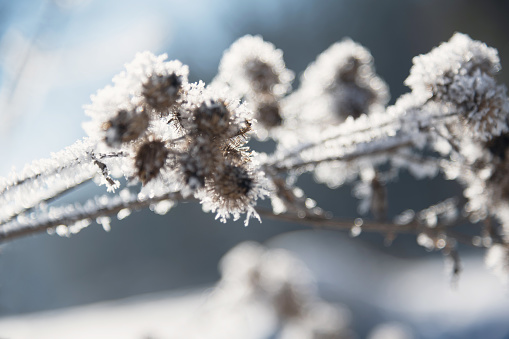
[2,33,509,284]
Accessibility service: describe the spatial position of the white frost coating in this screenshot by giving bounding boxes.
[181,81,254,135]
[282,38,389,128]
[68,218,92,235]
[196,160,269,226]
[458,70,509,141]
[485,244,509,284]
[214,35,294,98]
[3,32,509,285]
[406,33,508,142]
[269,89,457,190]
[83,51,189,145]
[272,92,422,166]
[394,209,415,225]
[219,242,315,307]
[406,33,500,98]
[0,190,140,238]
[150,200,175,215]
[117,208,131,220]
[0,138,97,223]
[96,216,111,232]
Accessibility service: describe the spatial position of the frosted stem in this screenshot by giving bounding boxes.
[255,208,486,248]
[0,191,185,242]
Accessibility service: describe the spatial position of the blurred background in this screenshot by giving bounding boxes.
[1,0,509,338]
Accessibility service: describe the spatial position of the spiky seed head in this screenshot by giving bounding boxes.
[102,108,149,147]
[142,73,183,112]
[245,59,280,93]
[460,76,509,141]
[222,145,251,166]
[213,164,253,200]
[180,153,206,190]
[336,56,362,83]
[406,33,501,100]
[331,82,377,119]
[256,101,283,128]
[134,140,168,184]
[194,99,231,136]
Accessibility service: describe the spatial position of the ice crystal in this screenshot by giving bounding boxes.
[197,159,268,226]
[213,35,294,138]
[283,38,389,128]
[215,35,294,99]
[406,33,508,141]
[83,51,189,148]
[406,33,500,98]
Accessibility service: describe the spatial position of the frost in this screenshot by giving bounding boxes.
[350,225,362,237]
[417,233,435,250]
[214,35,294,99]
[149,200,175,215]
[117,208,131,220]
[0,138,97,223]
[1,32,509,292]
[485,244,509,284]
[406,33,500,93]
[96,216,112,232]
[284,38,389,127]
[394,209,415,225]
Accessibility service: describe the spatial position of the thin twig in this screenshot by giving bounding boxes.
[0,191,185,242]
[255,207,483,248]
[0,177,94,225]
[268,108,458,166]
[272,139,413,173]
[0,151,127,196]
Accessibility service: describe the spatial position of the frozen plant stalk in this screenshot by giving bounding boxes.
[2,33,509,284]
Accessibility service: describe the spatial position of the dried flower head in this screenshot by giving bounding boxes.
[134,139,168,184]
[456,71,509,141]
[222,144,252,166]
[244,59,281,93]
[101,108,149,147]
[215,35,294,98]
[179,154,206,190]
[330,81,378,119]
[255,99,283,128]
[198,160,268,225]
[193,99,231,136]
[84,51,189,149]
[486,132,509,160]
[405,33,500,100]
[212,163,253,198]
[179,140,221,190]
[182,84,254,141]
[406,34,509,142]
[142,72,183,112]
[445,129,509,233]
[204,163,255,214]
[284,38,389,126]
